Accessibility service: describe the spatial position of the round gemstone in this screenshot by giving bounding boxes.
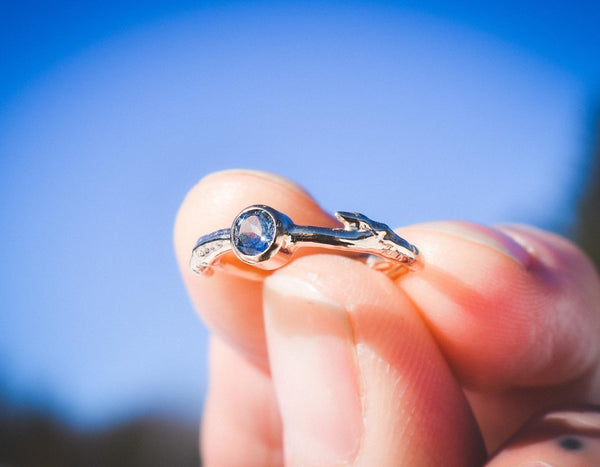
[233,209,276,256]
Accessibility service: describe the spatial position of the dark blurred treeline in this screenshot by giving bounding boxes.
[576,115,600,268]
[0,399,200,466]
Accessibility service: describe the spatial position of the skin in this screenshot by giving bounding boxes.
[174,169,600,466]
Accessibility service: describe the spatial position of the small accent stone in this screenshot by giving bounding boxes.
[233,210,276,256]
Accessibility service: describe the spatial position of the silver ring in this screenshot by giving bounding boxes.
[190,205,419,277]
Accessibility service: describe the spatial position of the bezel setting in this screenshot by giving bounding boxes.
[229,205,294,268]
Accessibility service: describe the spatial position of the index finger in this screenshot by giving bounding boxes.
[174,169,336,364]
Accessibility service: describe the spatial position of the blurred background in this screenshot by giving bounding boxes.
[1,1,599,465]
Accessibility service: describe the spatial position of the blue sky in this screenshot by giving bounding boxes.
[1,1,599,427]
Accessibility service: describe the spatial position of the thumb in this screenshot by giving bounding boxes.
[263,255,486,466]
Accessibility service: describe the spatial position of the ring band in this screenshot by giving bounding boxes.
[190,204,419,277]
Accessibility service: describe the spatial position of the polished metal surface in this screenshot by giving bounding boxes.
[190,204,419,277]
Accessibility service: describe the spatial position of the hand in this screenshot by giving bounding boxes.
[174,170,600,466]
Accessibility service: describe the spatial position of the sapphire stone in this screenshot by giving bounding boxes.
[233,209,276,256]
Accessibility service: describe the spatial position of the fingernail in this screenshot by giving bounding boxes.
[542,409,600,430]
[263,274,361,465]
[415,221,530,266]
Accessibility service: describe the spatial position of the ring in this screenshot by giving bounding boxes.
[190,205,419,278]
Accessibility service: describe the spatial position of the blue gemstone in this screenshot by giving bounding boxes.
[233,210,276,256]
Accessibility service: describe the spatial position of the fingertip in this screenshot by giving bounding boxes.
[396,221,600,388]
[264,255,485,465]
[175,170,304,264]
[497,224,600,286]
[263,268,362,464]
[201,169,312,199]
[173,169,335,363]
[174,168,332,274]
